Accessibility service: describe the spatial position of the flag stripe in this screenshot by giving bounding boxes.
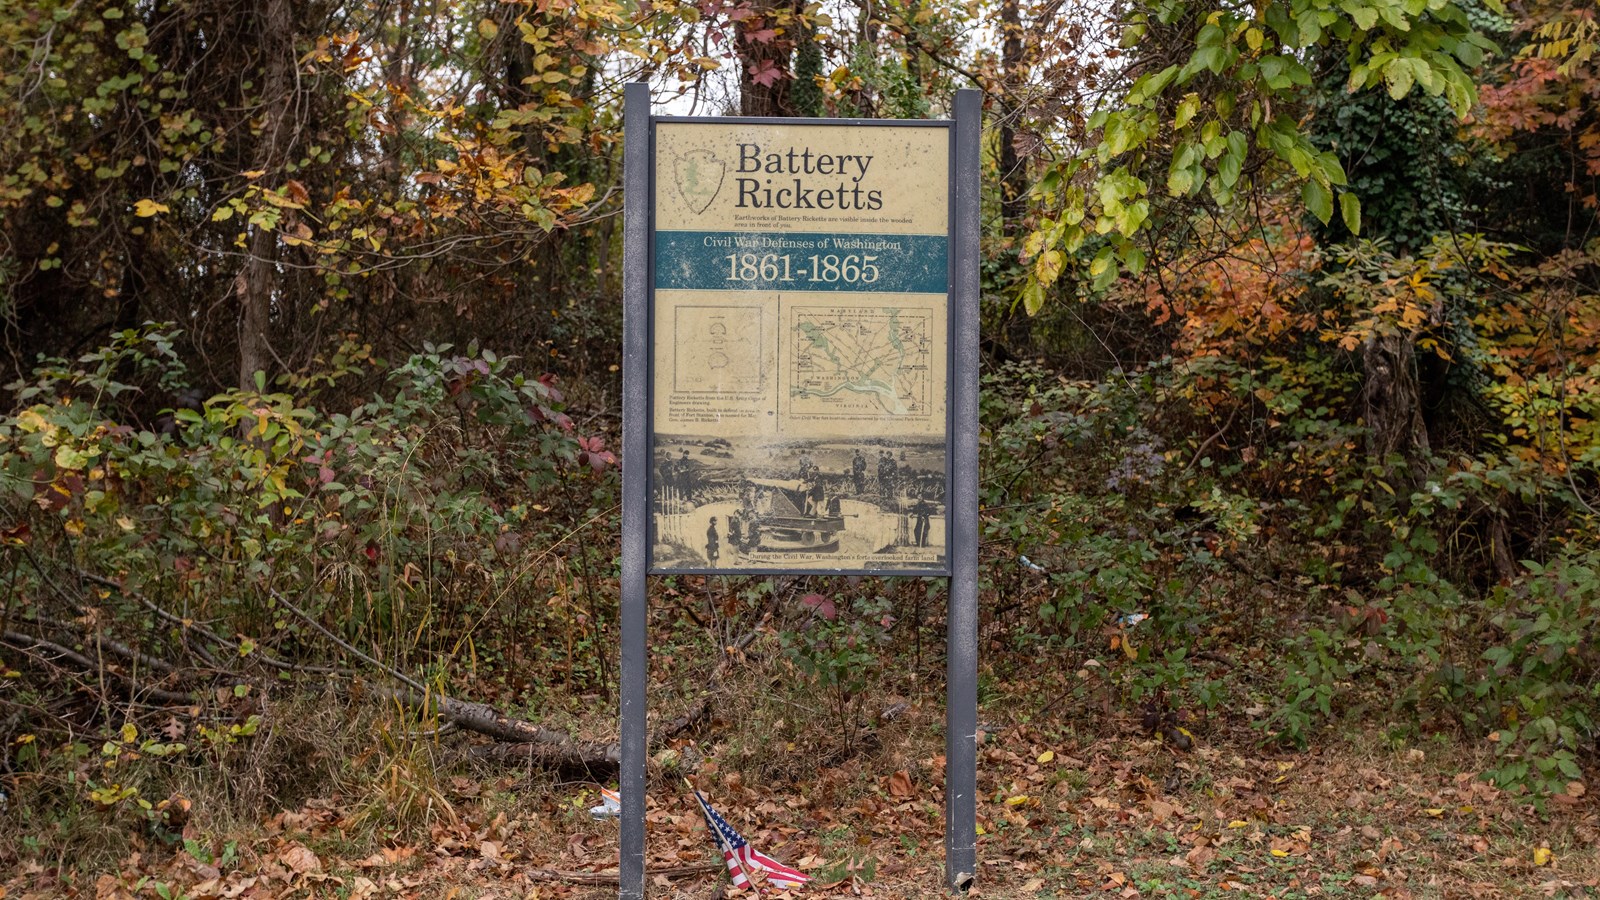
[695,790,809,890]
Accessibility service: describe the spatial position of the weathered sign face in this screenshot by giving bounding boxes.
[650,120,951,574]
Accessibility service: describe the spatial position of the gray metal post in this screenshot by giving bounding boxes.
[945,88,981,894]
[619,81,651,900]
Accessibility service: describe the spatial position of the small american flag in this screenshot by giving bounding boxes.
[693,790,809,891]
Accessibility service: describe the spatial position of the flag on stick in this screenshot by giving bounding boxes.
[691,788,810,891]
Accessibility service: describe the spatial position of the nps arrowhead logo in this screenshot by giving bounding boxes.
[674,149,724,214]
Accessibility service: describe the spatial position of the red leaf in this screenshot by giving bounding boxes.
[801,593,837,620]
[747,59,784,87]
[1,521,30,545]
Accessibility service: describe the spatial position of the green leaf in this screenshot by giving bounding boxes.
[1175,93,1201,129]
[1167,163,1196,196]
[1219,131,1247,188]
[1383,57,1415,99]
[1101,115,1128,157]
[1124,246,1148,275]
[1340,191,1362,235]
[1091,248,1119,291]
[1088,247,1113,278]
[1303,179,1333,224]
[1341,0,1379,30]
[1021,279,1046,316]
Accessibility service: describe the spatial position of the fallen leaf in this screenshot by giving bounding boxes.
[280,844,322,875]
[1037,750,1054,764]
[1534,847,1553,867]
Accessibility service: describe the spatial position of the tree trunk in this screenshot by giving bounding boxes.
[999,0,1034,351]
[1361,331,1431,480]
[739,0,798,116]
[998,0,1027,233]
[236,0,297,390]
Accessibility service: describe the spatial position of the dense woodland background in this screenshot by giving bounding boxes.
[1,0,1598,894]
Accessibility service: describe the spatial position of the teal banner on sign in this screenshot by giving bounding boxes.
[654,231,948,293]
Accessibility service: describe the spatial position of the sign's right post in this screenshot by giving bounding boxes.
[945,88,981,894]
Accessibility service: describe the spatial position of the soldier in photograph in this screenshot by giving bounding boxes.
[912,493,935,547]
[705,517,719,566]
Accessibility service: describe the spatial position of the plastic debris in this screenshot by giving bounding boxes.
[589,786,621,819]
[1019,555,1046,573]
[1118,612,1148,627]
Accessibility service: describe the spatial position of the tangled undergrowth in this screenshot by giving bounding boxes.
[0,327,1596,895]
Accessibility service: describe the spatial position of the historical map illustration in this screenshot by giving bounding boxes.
[789,307,932,418]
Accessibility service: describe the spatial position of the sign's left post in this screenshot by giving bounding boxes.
[618,81,651,900]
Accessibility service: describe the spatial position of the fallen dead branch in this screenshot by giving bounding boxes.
[1,629,193,705]
[267,589,621,773]
[523,863,720,884]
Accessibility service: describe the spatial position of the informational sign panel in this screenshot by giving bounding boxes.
[650,121,952,574]
[621,86,979,899]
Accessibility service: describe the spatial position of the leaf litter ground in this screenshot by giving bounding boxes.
[6,723,1593,890]
[4,691,1595,900]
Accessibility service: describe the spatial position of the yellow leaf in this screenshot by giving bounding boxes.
[1534,847,1552,866]
[17,409,47,433]
[478,17,499,39]
[1424,808,1444,817]
[1270,848,1289,857]
[133,198,169,217]
[1005,794,1031,806]
[1228,820,1249,828]
[1035,249,1064,286]
[1037,750,1055,764]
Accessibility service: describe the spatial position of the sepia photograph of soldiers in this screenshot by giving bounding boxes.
[649,436,946,570]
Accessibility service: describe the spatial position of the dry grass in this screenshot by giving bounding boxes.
[2,638,1595,900]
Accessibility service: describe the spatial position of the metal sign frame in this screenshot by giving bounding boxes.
[620,83,980,897]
